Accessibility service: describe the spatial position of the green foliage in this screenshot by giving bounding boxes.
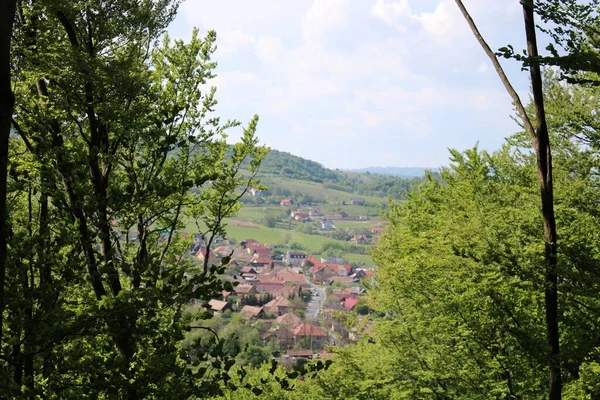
[253,149,425,199]
[2,1,266,398]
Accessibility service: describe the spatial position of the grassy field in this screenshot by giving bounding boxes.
[183,215,374,266]
[182,173,391,266]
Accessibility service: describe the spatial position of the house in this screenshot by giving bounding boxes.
[208,299,231,313]
[264,296,292,316]
[246,242,272,258]
[193,233,204,243]
[350,198,365,205]
[320,219,334,230]
[251,257,274,269]
[350,235,369,245]
[249,188,263,197]
[285,349,314,359]
[290,210,303,218]
[320,256,343,264]
[274,312,302,328]
[234,284,257,298]
[371,226,385,234]
[196,248,222,266]
[252,281,285,295]
[263,326,295,349]
[280,198,293,207]
[308,209,320,217]
[275,268,306,285]
[285,251,308,266]
[313,265,337,284]
[323,301,346,318]
[291,323,328,349]
[240,305,266,321]
[294,212,309,222]
[240,266,258,275]
[341,297,360,311]
[329,276,356,285]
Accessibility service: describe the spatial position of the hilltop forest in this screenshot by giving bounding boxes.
[246,148,428,199]
[2,1,600,400]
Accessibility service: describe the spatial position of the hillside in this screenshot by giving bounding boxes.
[348,166,439,177]
[250,149,425,199]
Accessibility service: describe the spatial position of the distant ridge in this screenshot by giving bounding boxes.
[346,167,438,178]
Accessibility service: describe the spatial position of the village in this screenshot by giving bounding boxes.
[189,224,377,366]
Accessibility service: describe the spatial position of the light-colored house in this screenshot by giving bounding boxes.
[208,299,231,313]
[320,219,334,230]
[234,284,257,298]
[285,251,307,266]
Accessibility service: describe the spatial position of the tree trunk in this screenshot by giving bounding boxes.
[522,4,561,399]
[0,0,18,352]
[455,1,561,398]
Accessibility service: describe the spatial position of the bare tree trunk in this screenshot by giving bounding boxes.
[522,4,561,399]
[0,0,18,353]
[455,1,561,398]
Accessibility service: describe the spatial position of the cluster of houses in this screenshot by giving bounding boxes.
[192,237,375,357]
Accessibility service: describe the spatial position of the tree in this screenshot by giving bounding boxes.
[455,1,560,397]
[242,345,269,368]
[264,215,277,228]
[0,0,17,355]
[2,1,267,397]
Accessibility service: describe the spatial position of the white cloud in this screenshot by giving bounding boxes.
[255,35,283,64]
[302,0,349,42]
[217,29,255,55]
[370,0,411,25]
[171,0,526,168]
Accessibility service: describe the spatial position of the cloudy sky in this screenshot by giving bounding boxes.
[169,0,532,169]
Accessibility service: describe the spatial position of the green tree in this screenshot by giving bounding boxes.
[2,1,267,398]
[264,215,277,228]
[242,345,269,368]
[0,0,17,355]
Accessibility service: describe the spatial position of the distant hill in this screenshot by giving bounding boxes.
[347,167,438,177]
[246,149,426,200]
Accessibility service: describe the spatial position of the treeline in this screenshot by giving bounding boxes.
[250,149,428,199]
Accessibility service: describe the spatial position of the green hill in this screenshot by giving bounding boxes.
[251,149,425,199]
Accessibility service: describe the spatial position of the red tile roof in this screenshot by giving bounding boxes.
[343,297,360,311]
[291,323,328,337]
[209,299,229,312]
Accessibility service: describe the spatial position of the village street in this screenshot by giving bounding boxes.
[305,282,326,321]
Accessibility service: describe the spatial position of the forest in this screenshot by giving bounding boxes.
[249,148,426,199]
[2,0,600,399]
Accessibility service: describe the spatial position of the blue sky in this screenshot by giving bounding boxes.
[169,0,533,169]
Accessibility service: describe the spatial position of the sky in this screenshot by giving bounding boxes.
[168,0,534,169]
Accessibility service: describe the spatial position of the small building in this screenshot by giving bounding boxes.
[285,349,314,359]
[280,198,293,207]
[208,299,231,313]
[234,284,257,298]
[264,296,292,316]
[350,235,369,245]
[285,251,308,266]
[320,219,334,230]
[350,198,365,205]
[291,323,328,349]
[240,305,266,321]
